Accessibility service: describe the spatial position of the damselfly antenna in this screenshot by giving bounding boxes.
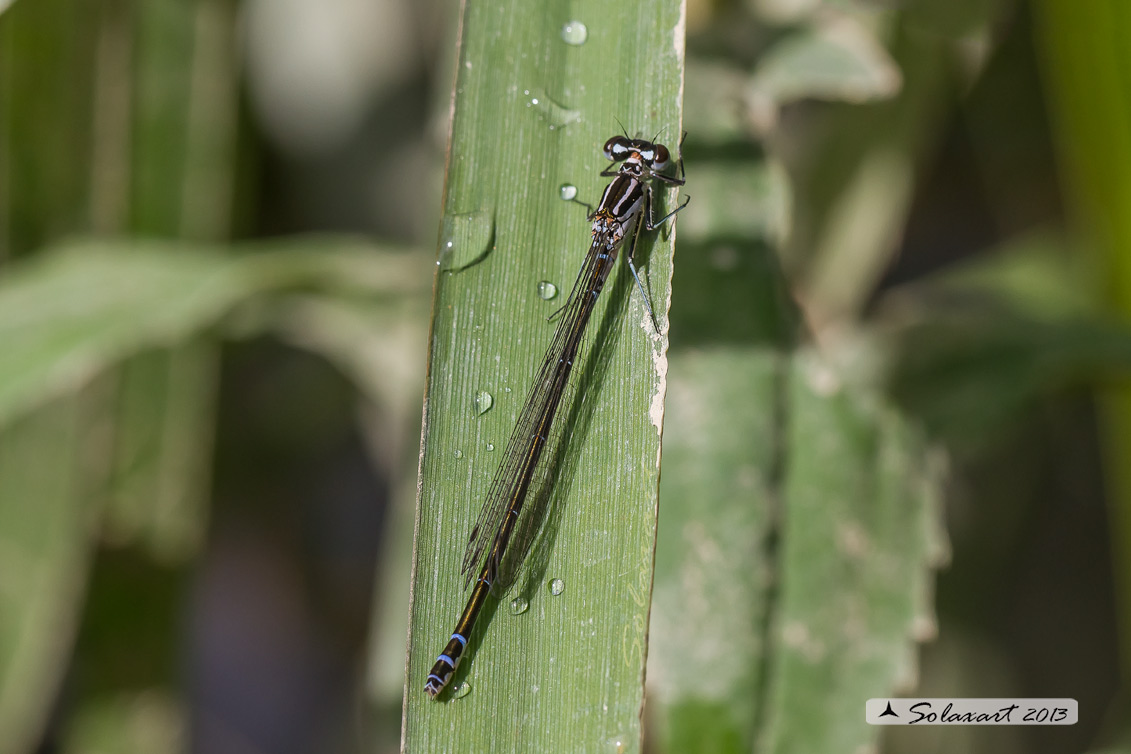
[614,116,630,139]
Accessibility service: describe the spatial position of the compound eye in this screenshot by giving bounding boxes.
[651,144,671,170]
[603,135,631,161]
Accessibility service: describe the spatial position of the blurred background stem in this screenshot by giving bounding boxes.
[1034,0,1131,684]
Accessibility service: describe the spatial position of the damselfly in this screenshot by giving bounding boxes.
[424,132,688,698]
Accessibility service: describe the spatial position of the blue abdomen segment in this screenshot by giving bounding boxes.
[424,633,469,698]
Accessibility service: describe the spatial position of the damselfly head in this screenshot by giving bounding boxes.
[603,135,672,173]
[603,135,633,161]
[648,143,671,171]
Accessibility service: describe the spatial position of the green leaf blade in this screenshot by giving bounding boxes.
[404,0,687,751]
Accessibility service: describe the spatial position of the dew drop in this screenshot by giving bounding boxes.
[485,443,495,452]
[438,209,495,271]
[537,280,558,300]
[560,21,588,45]
[559,183,578,201]
[523,88,580,129]
[475,391,494,415]
[548,578,565,596]
[510,597,529,615]
[453,682,472,699]
[607,733,634,753]
[453,449,463,459]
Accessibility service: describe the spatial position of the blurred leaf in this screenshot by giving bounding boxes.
[1035,0,1131,683]
[0,5,202,750]
[0,0,99,259]
[0,240,429,433]
[127,0,240,242]
[0,396,98,754]
[802,146,914,323]
[103,0,241,564]
[131,0,196,236]
[100,340,219,560]
[648,344,946,754]
[402,0,685,750]
[647,347,781,753]
[0,244,247,429]
[759,348,947,754]
[887,309,1131,447]
[750,19,902,108]
[881,234,1131,445]
[684,13,901,141]
[0,237,430,752]
[881,232,1098,322]
[0,0,242,591]
[786,19,956,325]
[653,13,946,746]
